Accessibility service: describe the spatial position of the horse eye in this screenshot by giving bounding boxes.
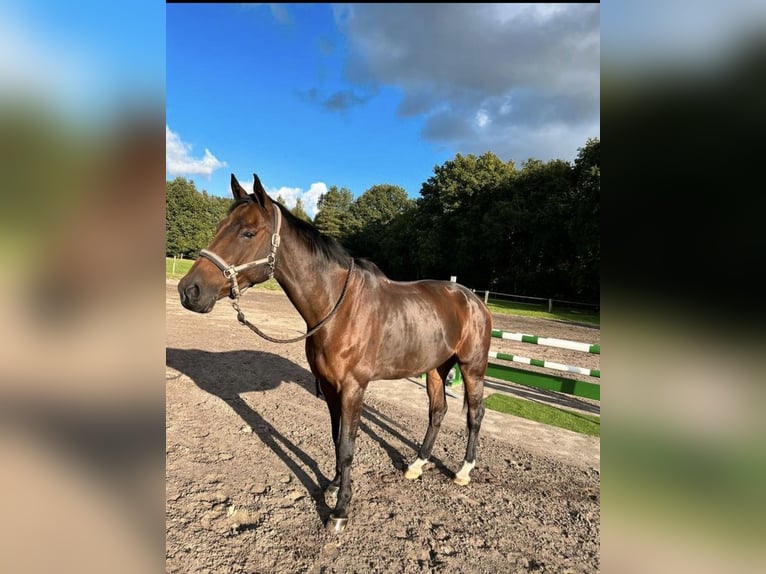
[241,230,255,239]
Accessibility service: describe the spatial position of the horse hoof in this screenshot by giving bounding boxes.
[404,468,422,480]
[326,515,348,534]
[453,476,471,486]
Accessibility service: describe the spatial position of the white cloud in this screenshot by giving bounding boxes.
[269,183,327,219]
[270,186,302,208]
[475,110,489,129]
[301,183,329,219]
[166,126,226,178]
[238,179,328,220]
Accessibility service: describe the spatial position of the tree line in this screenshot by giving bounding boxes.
[166,138,599,302]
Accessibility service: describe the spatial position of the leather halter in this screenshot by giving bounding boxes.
[196,202,354,344]
[198,204,282,299]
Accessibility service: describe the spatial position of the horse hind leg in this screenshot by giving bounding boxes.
[453,360,486,486]
[405,357,455,480]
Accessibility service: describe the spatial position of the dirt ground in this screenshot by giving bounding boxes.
[166,281,600,573]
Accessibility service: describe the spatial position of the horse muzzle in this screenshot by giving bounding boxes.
[178,278,217,313]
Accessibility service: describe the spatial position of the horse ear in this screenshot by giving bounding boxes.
[252,173,271,206]
[231,174,249,199]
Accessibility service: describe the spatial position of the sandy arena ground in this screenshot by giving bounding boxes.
[166,281,600,573]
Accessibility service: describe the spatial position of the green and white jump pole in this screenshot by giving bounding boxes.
[445,329,601,400]
[491,329,600,355]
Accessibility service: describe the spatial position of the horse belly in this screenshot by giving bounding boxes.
[372,316,456,380]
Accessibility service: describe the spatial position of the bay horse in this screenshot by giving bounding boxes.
[178,173,492,533]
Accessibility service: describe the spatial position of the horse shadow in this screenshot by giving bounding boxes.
[166,348,445,522]
[166,347,318,399]
[166,348,334,520]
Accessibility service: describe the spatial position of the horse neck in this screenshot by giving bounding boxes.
[272,222,349,328]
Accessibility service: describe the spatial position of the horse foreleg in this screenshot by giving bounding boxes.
[405,360,453,480]
[320,379,342,499]
[327,383,366,534]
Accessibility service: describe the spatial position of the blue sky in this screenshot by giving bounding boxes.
[167,4,600,218]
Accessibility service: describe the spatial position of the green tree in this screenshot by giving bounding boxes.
[504,158,575,298]
[164,140,599,301]
[566,137,600,301]
[416,152,516,283]
[378,201,420,279]
[347,184,411,265]
[166,177,207,258]
[166,178,231,258]
[313,186,355,241]
[291,198,312,222]
[350,184,410,227]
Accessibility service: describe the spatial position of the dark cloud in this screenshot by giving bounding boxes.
[333,4,600,162]
[322,89,369,111]
[421,108,472,141]
[298,87,374,113]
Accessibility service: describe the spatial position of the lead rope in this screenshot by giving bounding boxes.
[230,258,355,344]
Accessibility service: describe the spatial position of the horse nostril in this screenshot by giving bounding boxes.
[184,283,200,302]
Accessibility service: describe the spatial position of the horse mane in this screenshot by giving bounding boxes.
[229,196,387,277]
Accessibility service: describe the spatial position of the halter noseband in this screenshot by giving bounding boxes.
[198,203,282,299]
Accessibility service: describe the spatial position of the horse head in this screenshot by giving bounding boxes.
[178,173,281,313]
